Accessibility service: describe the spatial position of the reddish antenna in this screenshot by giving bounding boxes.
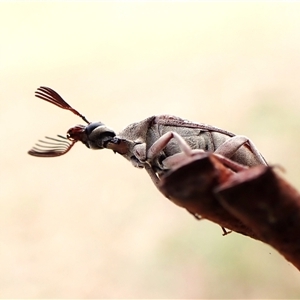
[28,86,89,157]
[35,86,90,124]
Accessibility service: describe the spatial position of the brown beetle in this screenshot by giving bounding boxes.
[28,86,267,189]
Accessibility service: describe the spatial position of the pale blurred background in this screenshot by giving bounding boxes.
[1,2,300,298]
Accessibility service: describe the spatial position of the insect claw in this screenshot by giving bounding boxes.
[221,227,232,236]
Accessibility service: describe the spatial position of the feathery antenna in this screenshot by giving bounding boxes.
[28,135,76,157]
[35,86,89,124]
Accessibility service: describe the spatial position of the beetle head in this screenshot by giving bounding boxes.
[67,122,116,149]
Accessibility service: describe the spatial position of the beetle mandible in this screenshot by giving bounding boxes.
[28,87,267,189]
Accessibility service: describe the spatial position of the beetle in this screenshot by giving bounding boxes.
[28,86,267,190]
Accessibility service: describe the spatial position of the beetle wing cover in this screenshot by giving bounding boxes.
[153,115,235,137]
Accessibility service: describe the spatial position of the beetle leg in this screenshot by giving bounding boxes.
[212,154,249,172]
[145,132,195,193]
[144,164,160,186]
[132,143,147,161]
[214,135,267,165]
[221,226,232,236]
[187,210,203,220]
[144,164,174,198]
[147,131,193,160]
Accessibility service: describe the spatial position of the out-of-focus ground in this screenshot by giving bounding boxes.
[1,2,300,298]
